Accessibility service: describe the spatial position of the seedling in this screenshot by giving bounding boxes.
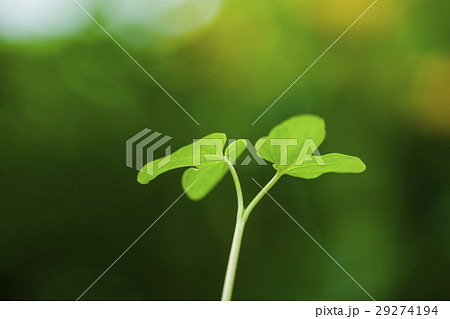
[137,114,366,300]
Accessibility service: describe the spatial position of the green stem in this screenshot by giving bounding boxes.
[243,171,283,222]
[221,170,283,301]
[224,157,244,216]
[221,217,245,301]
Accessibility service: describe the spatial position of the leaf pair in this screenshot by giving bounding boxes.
[138,114,366,199]
[256,114,366,179]
[137,133,246,200]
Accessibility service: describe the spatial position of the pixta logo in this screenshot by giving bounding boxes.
[126,129,172,174]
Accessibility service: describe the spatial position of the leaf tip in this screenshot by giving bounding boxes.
[359,160,367,173]
[137,171,150,185]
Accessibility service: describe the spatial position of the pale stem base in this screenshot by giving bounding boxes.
[221,218,245,301]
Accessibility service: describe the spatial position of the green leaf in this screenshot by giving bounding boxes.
[181,162,228,200]
[284,153,366,179]
[256,114,366,178]
[256,114,326,172]
[225,139,247,164]
[182,139,247,200]
[138,134,247,201]
[137,133,226,185]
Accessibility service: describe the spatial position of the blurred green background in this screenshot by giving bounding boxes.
[1,0,449,300]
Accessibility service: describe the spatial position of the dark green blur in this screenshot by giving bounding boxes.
[0,0,449,300]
